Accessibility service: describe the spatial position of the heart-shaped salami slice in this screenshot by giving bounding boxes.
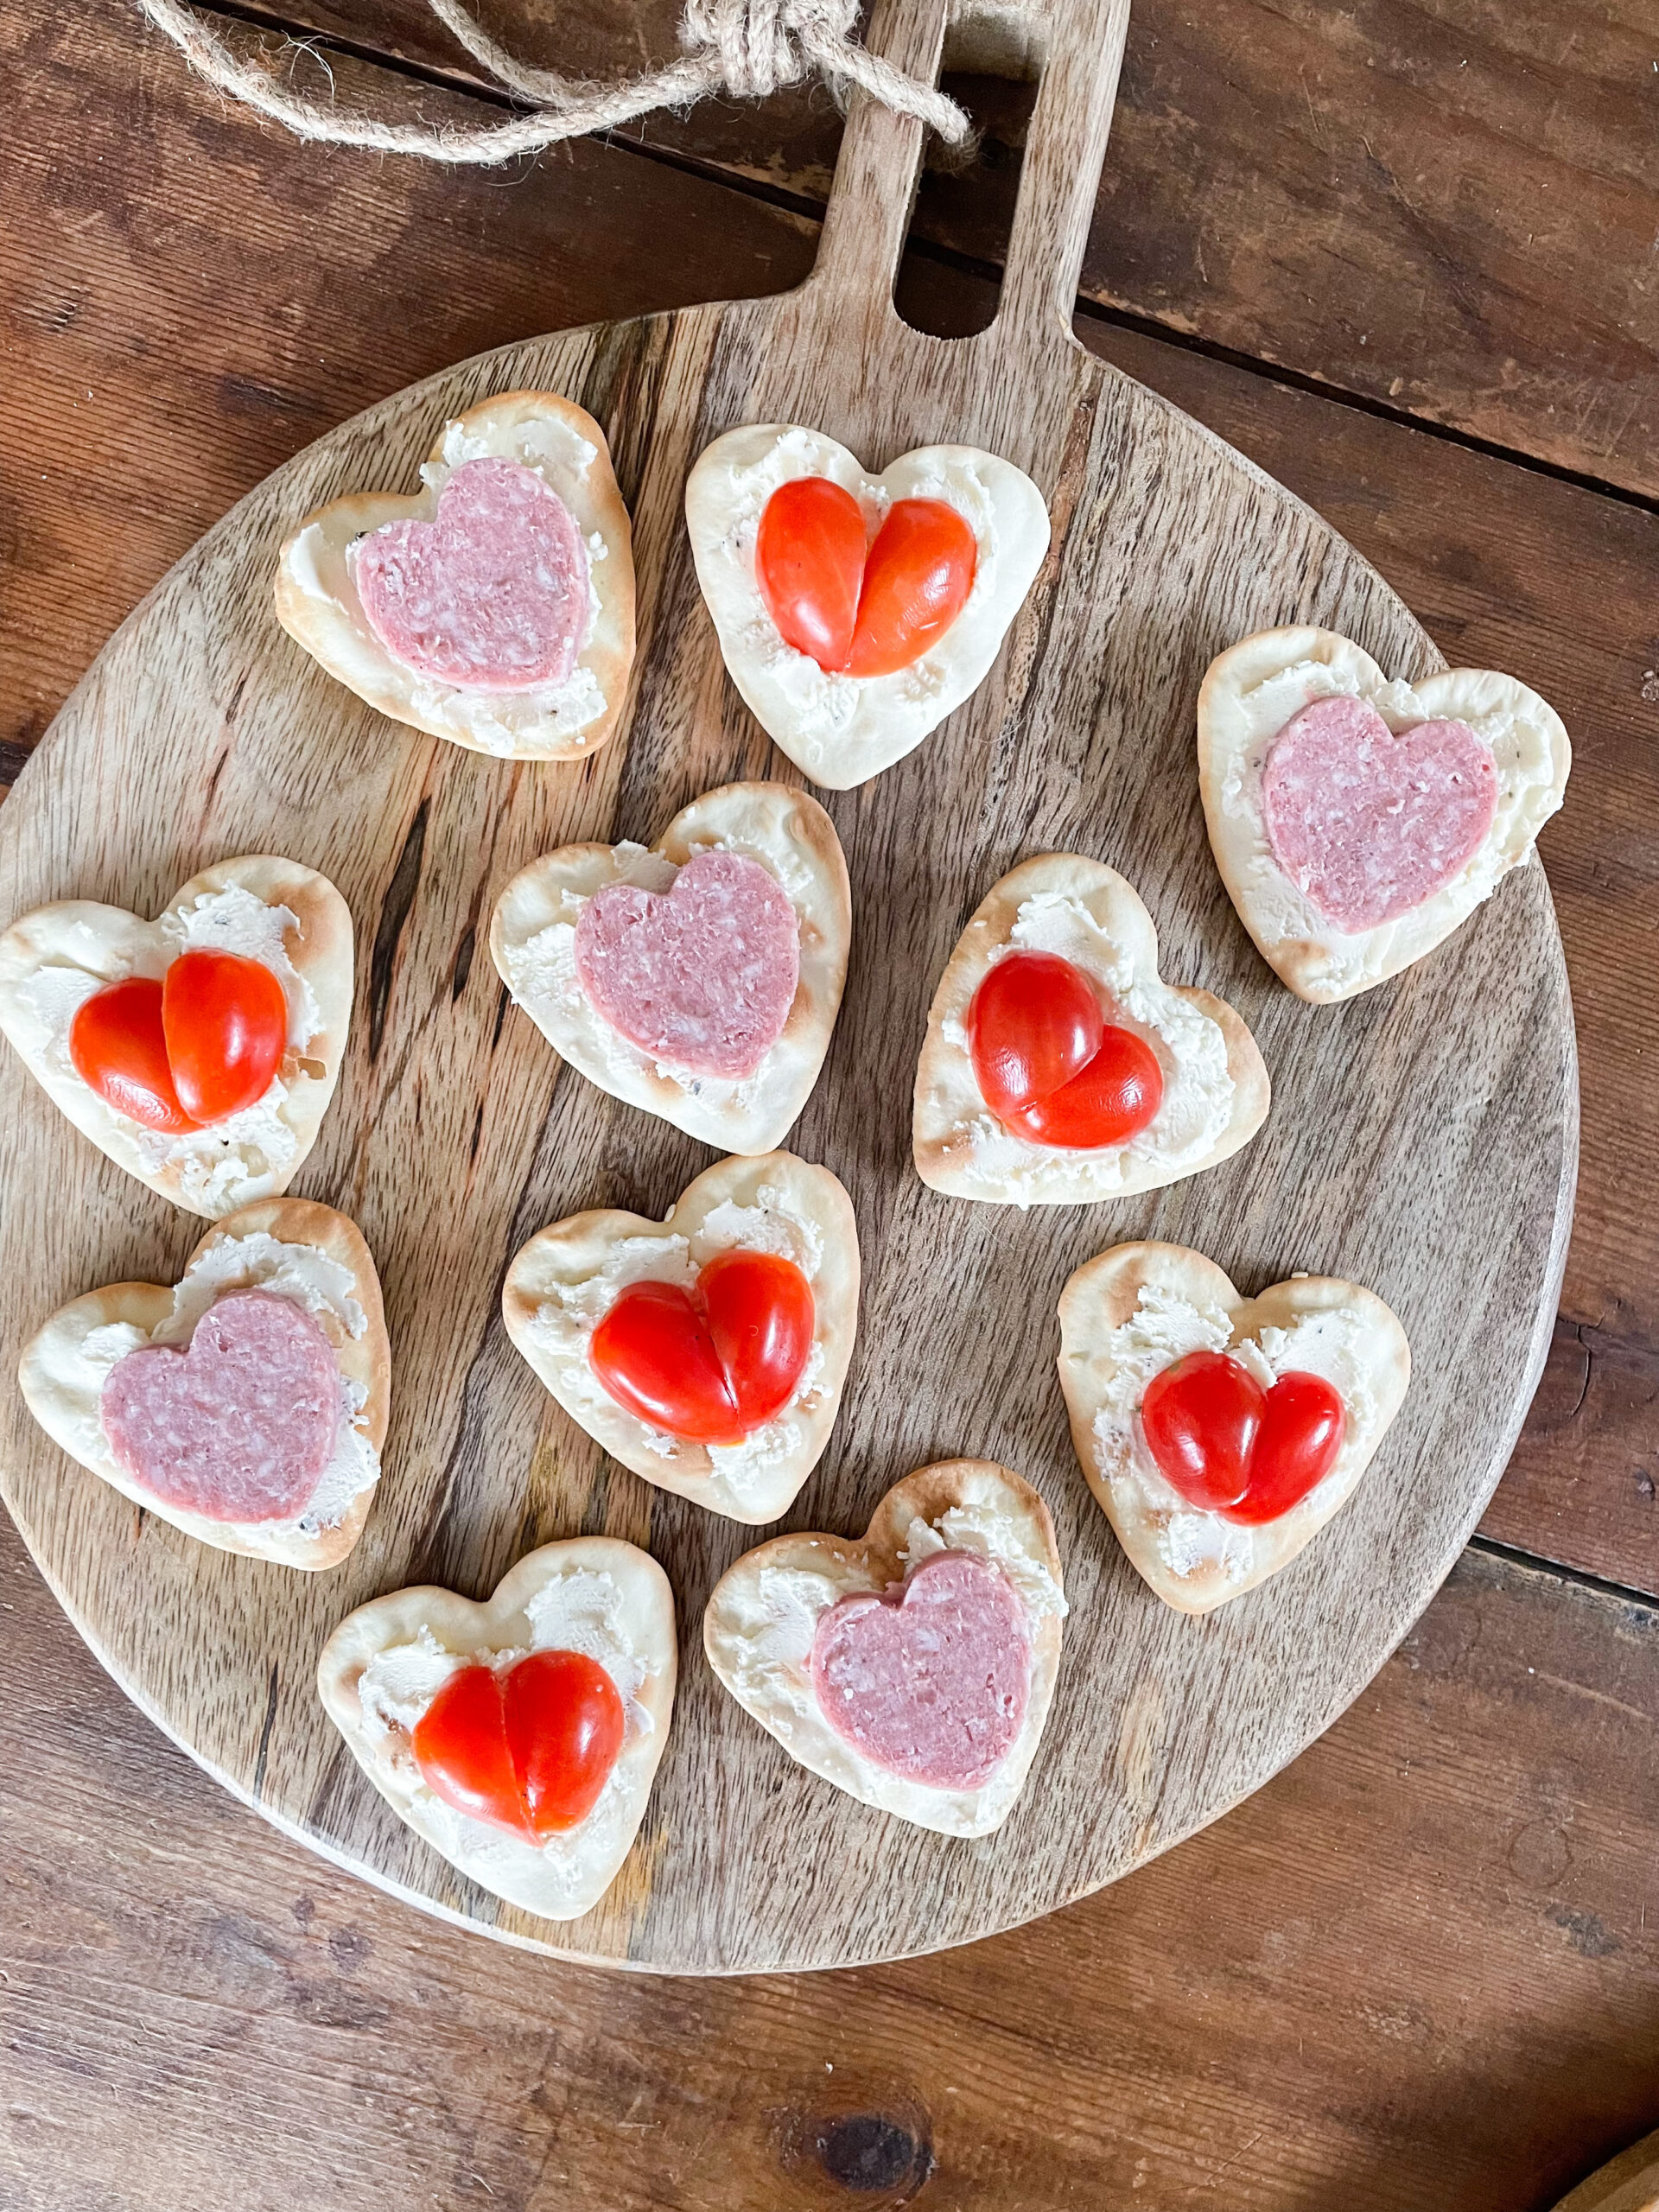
[704,1459,1065,1836]
[1197,626,1570,1001]
[811,1552,1031,1789]
[1260,695,1497,932]
[356,456,589,692]
[100,1289,339,1524]
[573,849,799,1079]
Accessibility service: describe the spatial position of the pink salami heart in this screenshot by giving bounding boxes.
[810,1552,1031,1789]
[574,849,800,1079]
[101,1290,340,1525]
[355,456,589,692]
[1261,694,1498,933]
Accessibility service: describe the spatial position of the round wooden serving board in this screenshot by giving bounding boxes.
[0,0,1575,1973]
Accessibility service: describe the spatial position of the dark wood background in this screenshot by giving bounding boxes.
[1,0,1655,2202]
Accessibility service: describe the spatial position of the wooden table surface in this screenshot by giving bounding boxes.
[1,1,1655,2202]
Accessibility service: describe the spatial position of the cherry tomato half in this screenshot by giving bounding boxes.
[412,1649,626,1840]
[844,498,977,678]
[755,475,866,671]
[1141,1351,1346,1523]
[68,977,196,1134]
[162,949,288,1124]
[967,950,1165,1149]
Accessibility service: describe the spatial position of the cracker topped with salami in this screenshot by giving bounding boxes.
[503,1152,859,1525]
[0,855,353,1219]
[18,1198,390,1570]
[1198,625,1571,1002]
[491,781,850,1155]
[704,1459,1065,1837]
[276,391,635,762]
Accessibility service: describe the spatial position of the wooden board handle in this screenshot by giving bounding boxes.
[994,0,1130,347]
[805,0,951,316]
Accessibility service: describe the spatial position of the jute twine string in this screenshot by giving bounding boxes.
[134,0,974,163]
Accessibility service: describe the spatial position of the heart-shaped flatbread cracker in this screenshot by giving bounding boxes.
[491,782,849,1155]
[17,1198,389,1570]
[704,1459,1065,1837]
[686,425,1050,790]
[276,391,635,761]
[503,1152,859,1524]
[1198,625,1570,1001]
[913,854,1269,1206]
[318,1537,677,1921]
[1058,1240,1410,1614]
[0,855,353,1219]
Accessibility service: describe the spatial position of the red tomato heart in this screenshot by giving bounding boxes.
[588,1249,815,1445]
[68,950,287,1132]
[69,977,195,1133]
[412,1649,626,1839]
[755,479,977,678]
[967,950,1164,1150]
[1141,1350,1346,1524]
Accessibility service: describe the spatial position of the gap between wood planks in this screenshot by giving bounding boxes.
[180,0,1659,525]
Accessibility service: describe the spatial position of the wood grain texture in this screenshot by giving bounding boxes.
[10,0,1654,1630]
[10,0,1651,1630]
[0,0,1575,1969]
[213,0,1659,499]
[5,1514,1657,2209]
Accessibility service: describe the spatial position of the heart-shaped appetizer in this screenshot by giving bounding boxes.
[1198,625,1570,1001]
[685,424,1049,789]
[0,855,353,1218]
[318,1537,676,1919]
[704,1459,1065,1835]
[276,391,635,761]
[913,855,1269,1206]
[1058,1240,1410,1613]
[504,1152,858,1524]
[491,781,850,1154]
[18,1198,389,1569]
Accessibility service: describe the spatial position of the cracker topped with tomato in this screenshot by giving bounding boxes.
[319,1536,677,1920]
[1058,1240,1411,1613]
[685,424,1050,790]
[0,855,353,1218]
[913,855,1270,1207]
[503,1152,860,1525]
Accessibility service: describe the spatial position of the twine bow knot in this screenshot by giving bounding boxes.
[135,0,972,165]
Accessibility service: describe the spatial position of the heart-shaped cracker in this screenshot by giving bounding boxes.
[0,855,353,1219]
[1198,625,1570,1002]
[17,1198,390,1569]
[503,1152,859,1524]
[318,1537,677,1920]
[491,781,850,1155]
[913,854,1270,1206]
[276,391,635,761]
[704,1459,1065,1837]
[685,425,1050,790]
[1058,1240,1410,1614]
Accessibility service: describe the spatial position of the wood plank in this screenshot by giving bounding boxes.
[5,1513,1656,2206]
[1,0,1650,1603]
[202,0,1659,499]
